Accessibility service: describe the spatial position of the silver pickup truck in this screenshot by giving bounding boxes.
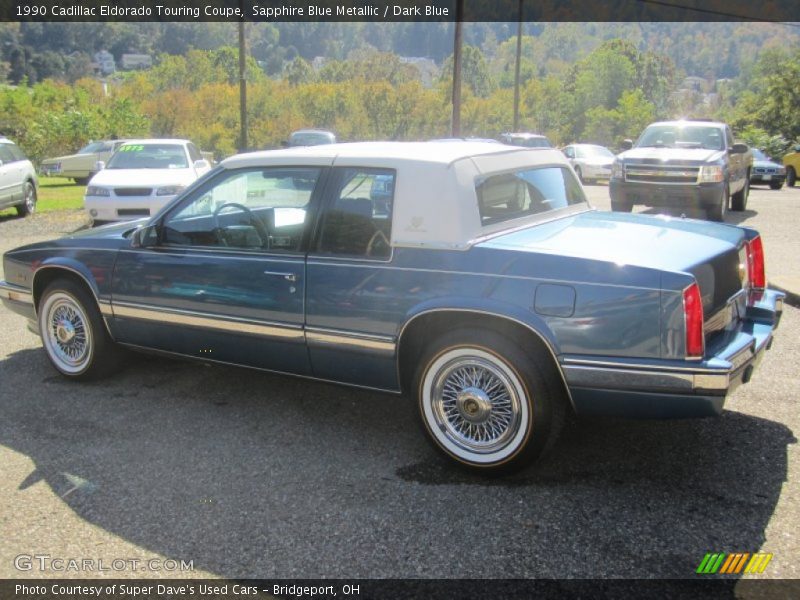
[610,120,753,221]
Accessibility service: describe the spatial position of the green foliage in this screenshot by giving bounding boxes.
[441,45,497,98]
[736,126,791,160]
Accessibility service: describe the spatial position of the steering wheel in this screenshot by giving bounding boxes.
[212,202,270,248]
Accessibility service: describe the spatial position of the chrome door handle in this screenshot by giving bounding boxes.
[263,270,297,282]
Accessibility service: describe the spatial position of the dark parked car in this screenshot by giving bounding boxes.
[750,149,786,190]
[0,142,783,474]
[499,132,552,148]
[284,129,336,147]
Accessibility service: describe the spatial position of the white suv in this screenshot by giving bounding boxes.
[0,136,38,217]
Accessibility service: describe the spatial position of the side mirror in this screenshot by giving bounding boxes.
[620,139,633,151]
[730,143,749,154]
[95,160,105,171]
[130,224,158,248]
[193,159,209,169]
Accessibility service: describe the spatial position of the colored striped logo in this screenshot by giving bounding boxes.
[696,552,773,574]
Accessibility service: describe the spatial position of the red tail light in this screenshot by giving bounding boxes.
[683,282,704,359]
[745,235,766,290]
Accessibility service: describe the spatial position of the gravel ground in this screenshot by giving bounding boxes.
[0,187,797,582]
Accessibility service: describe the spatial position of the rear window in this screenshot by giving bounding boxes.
[476,166,585,226]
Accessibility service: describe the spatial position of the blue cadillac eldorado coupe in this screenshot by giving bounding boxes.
[0,142,784,474]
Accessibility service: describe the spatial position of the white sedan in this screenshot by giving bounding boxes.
[562,143,615,184]
[84,139,211,224]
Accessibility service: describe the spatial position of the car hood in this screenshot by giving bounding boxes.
[619,147,725,163]
[578,157,614,167]
[41,152,93,165]
[753,160,782,169]
[88,168,197,187]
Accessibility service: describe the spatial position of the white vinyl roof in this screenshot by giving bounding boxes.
[221,141,581,249]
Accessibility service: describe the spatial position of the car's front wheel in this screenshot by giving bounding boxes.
[38,279,121,380]
[415,329,566,474]
[16,181,37,217]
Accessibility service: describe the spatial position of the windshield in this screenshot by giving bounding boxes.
[752,149,769,161]
[106,144,189,169]
[78,142,108,154]
[476,166,585,226]
[637,125,725,150]
[576,145,614,159]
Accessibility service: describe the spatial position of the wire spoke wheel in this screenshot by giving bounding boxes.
[421,345,531,466]
[41,291,94,374]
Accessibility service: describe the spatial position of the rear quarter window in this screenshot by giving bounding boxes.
[476,166,585,226]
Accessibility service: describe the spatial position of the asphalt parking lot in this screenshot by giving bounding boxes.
[0,185,798,581]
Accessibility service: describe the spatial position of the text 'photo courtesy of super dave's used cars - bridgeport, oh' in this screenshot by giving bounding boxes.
[0,141,784,474]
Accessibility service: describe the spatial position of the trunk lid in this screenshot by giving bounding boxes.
[480,210,747,324]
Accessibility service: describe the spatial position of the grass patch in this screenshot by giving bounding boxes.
[0,176,85,216]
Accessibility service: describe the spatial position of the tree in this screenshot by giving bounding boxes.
[441,45,496,98]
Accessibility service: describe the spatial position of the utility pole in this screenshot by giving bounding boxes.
[451,0,464,137]
[513,0,524,132]
[238,17,248,152]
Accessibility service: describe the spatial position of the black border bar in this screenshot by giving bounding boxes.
[3,1,800,22]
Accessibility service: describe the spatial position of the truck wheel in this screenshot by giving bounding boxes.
[611,199,632,212]
[414,328,566,475]
[730,177,749,211]
[787,167,796,188]
[708,184,729,222]
[38,279,122,380]
[769,181,783,190]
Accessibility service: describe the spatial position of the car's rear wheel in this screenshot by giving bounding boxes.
[708,183,729,221]
[769,181,784,190]
[38,279,121,380]
[414,329,566,474]
[786,167,796,188]
[15,181,36,217]
[731,177,749,211]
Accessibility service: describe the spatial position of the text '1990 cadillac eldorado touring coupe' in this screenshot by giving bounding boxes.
[0,142,784,474]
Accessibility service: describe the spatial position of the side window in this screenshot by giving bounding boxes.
[477,166,584,225]
[161,167,321,252]
[0,145,15,164]
[7,144,27,162]
[317,168,395,260]
[563,147,574,159]
[187,143,202,163]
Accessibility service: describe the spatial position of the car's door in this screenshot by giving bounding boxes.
[0,144,20,206]
[111,165,326,374]
[305,166,399,390]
